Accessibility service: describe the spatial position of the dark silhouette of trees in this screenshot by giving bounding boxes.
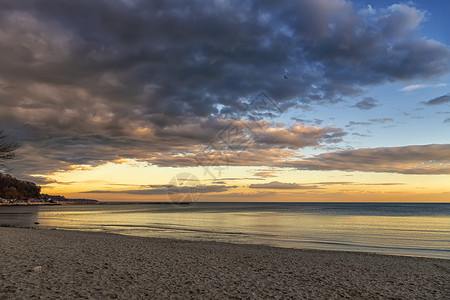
[0,173,41,199]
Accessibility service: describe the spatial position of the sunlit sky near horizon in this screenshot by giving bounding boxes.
[1,0,449,202]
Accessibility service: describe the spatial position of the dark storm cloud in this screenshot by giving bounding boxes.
[351,97,379,110]
[0,0,449,177]
[423,93,450,105]
[4,118,346,180]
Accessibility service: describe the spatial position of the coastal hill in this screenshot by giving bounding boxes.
[0,173,98,204]
[0,173,40,200]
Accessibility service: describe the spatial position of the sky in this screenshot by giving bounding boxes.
[0,0,449,202]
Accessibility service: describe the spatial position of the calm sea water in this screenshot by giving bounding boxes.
[1,202,449,259]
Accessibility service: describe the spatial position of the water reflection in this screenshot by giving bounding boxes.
[0,206,39,227]
[1,203,449,259]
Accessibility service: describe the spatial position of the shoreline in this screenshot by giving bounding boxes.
[1,227,449,299]
[2,223,448,261]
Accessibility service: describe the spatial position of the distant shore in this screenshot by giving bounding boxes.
[0,202,62,206]
[0,201,192,206]
[0,198,99,206]
[99,201,191,205]
[0,227,448,299]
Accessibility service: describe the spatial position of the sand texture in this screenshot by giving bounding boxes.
[0,227,449,299]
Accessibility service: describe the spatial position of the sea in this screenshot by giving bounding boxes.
[1,202,449,259]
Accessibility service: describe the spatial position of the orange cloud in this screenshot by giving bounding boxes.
[249,181,319,190]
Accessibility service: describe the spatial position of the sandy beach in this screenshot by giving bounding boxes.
[0,227,449,299]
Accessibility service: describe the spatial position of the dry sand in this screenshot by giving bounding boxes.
[0,227,449,299]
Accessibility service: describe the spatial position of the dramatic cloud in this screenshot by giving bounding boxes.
[283,144,450,175]
[5,119,346,179]
[0,0,449,178]
[145,148,297,169]
[252,123,346,148]
[423,93,450,105]
[249,181,318,190]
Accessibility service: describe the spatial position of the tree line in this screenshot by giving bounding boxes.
[0,173,41,199]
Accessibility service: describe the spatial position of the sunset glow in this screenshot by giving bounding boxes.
[1,0,449,202]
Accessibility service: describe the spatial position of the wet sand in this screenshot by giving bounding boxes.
[0,227,449,299]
